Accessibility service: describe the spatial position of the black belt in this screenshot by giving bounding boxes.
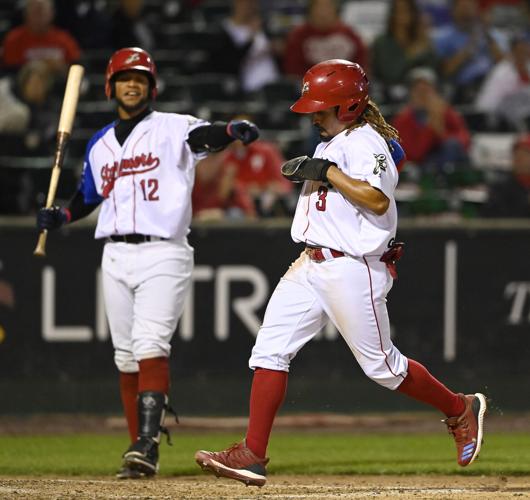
[108,234,168,244]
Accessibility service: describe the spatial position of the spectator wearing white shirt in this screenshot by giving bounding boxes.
[475,34,530,129]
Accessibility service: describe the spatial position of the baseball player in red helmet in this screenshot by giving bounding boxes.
[36,47,259,479]
[195,59,486,487]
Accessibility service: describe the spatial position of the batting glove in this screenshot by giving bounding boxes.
[281,156,335,183]
[36,206,70,231]
[227,120,259,145]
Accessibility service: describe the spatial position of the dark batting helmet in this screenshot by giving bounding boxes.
[291,59,369,123]
[105,47,158,99]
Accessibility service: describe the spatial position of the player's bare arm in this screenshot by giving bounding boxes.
[326,165,390,215]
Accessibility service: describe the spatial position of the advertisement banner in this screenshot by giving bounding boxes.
[0,223,529,414]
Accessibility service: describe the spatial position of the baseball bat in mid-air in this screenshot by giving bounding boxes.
[33,64,84,257]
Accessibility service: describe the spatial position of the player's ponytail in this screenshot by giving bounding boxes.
[346,100,400,142]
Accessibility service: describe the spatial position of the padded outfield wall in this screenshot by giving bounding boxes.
[0,218,529,415]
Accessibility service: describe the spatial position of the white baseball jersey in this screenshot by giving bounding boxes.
[79,111,208,239]
[291,123,398,256]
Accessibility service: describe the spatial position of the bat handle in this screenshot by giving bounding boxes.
[33,230,48,257]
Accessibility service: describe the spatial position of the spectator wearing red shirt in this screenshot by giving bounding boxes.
[392,67,470,173]
[224,138,292,216]
[2,0,81,75]
[192,152,256,221]
[283,0,367,78]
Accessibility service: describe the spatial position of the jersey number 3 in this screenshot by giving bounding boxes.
[316,185,328,211]
[140,178,159,201]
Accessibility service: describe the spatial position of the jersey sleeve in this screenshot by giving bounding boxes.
[78,130,106,205]
[331,133,397,199]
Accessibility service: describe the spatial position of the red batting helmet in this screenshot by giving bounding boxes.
[291,59,369,122]
[105,47,158,99]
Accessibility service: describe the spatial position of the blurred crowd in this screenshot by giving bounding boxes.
[0,0,529,219]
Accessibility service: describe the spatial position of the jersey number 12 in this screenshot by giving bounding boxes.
[140,178,159,201]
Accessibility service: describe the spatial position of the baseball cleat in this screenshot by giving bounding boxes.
[115,464,154,480]
[195,441,268,487]
[443,393,487,466]
[122,437,160,476]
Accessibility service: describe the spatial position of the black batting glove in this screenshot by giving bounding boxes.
[281,156,335,183]
[226,119,259,145]
[36,206,70,231]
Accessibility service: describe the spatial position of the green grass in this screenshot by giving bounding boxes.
[1,432,529,476]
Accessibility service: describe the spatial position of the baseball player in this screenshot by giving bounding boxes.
[36,47,259,479]
[195,59,487,487]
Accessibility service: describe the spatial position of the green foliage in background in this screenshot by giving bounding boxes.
[2,432,529,476]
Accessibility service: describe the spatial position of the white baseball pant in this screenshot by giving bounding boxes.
[102,238,193,373]
[250,251,408,389]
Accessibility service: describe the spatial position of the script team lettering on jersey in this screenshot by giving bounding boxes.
[80,111,208,239]
[101,152,161,197]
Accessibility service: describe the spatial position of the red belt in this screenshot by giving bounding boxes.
[305,246,345,263]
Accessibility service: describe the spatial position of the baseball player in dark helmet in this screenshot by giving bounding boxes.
[194,59,487,487]
[36,47,260,479]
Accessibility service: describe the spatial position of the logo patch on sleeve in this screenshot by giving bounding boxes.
[373,153,387,175]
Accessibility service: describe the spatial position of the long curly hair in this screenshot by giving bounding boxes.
[346,100,400,142]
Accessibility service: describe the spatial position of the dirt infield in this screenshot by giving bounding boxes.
[1,475,529,499]
[2,414,530,499]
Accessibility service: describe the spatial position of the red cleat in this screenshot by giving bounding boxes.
[195,441,268,487]
[444,393,487,466]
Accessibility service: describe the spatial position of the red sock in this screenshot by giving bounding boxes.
[119,371,139,443]
[397,359,465,417]
[138,357,170,394]
[246,368,288,459]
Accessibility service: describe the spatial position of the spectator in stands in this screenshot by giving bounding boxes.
[417,0,452,29]
[222,119,293,217]
[110,0,155,51]
[0,73,30,134]
[207,0,279,94]
[393,67,471,174]
[1,0,81,75]
[13,61,59,153]
[372,0,438,102]
[475,34,530,130]
[283,0,367,78]
[433,0,507,102]
[481,133,530,217]
[192,152,256,221]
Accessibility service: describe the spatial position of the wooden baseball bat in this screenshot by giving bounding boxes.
[34,64,85,257]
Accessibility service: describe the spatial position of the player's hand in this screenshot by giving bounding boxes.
[281,156,335,183]
[227,120,259,145]
[36,206,70,231]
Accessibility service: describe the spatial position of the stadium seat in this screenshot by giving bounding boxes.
[342,0,389,45]
[260,78,301,103]
[470,133,516,171]
[79,49,110,73]
[188,74,240,103]
[82,75,106,101]
[195,1,231,23]
[155,23,218,52]
[76,102,116,129]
